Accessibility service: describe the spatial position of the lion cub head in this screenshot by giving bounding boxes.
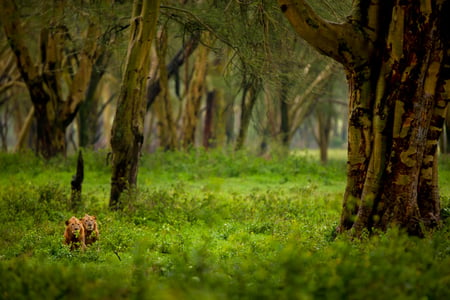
[81,214,99,245]
[64,216,86,250]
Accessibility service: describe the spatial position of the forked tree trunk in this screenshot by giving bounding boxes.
[1,0,101,159]
[235,83,259,151]
[280,0,450,236]
[109,0,160,210]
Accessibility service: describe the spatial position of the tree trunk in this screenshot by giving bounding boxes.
[70,150,84,209]
[153,27,177,151]
[180,34,211,149]
[109,0,160,210]
[1,0,101,159]
[316,105,332,164]
[235,83,259,151]
[203,90,216,149]
[279,75,290,148]
[146,34,200,111]
[280,0,450,237]
[79,49,111,148]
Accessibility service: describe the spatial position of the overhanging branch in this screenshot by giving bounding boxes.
[278,0,370,67]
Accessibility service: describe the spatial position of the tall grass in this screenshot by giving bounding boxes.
[1,150,450,299]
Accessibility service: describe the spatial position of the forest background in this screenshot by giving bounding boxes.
[0,0,355,160]
[2,0,450,299]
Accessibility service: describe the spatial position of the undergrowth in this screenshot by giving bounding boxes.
[1,150,450,299]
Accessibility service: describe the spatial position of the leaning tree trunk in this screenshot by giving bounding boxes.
[109,0,160,210]
[280,0,450,237]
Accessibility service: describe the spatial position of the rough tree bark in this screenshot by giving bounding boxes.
[279,0,450,236]
[109,0,160,210]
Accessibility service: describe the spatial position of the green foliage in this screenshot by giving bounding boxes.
[1,150,450,299]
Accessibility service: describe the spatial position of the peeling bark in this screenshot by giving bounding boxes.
[280,0,449,237]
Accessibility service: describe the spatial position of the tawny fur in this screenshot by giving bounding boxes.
[81,214,99,246]
[64,216,86,250]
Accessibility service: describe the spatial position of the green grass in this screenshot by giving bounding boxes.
[1,149,450,299]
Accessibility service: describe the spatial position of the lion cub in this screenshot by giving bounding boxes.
[64,216,86,250]
[81,214,99,246]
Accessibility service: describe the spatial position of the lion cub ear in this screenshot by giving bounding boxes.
[92,215,96,220]
[65,219,69,225]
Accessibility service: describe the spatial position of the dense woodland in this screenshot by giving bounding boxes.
[0,0,350,160]
[2,1,450,298]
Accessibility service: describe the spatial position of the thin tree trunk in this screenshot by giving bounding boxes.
[146,34,200,111]
[180,34,211,149]
[316,107,332,164]
[203,90,216,149]
[153,27,177,150]
[79,50,111,148]
[14,106,34,152]
[70,150,84,209]
[235,84,259,151]
[279,78,290,148]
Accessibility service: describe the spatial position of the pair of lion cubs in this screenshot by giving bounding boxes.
[64,214,99,251]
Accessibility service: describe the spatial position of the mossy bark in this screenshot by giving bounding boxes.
[109,0,160,210]
[280,0,450,236]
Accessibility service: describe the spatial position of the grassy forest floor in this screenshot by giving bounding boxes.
[1,149,450,299]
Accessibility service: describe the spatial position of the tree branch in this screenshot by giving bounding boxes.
[146,34,199,110]
[0,0,39,83]
[278,0,370,68]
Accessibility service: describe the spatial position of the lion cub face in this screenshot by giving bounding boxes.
[81,214,99,245]
[81,214,97,232]
[66,216,83,236]
[64,216,86,250]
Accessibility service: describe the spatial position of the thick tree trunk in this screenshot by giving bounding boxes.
[1,0,101,159]
[110,0,160,210]
[280,0,450,237]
